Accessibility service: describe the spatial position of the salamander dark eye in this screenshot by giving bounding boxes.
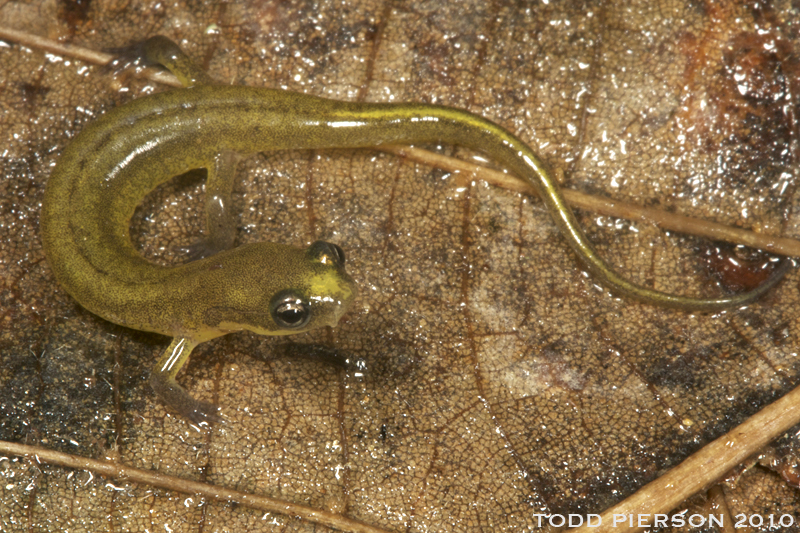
[307,241,346,266]
[271,292,311,329]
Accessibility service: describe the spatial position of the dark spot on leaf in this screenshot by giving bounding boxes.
[58,0,92,31]
[770,321,792,346]
[698,243,780,292]
[676,15,797,183]
[21,82,50,105]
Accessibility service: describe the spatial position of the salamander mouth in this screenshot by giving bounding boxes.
[331,297,355,325]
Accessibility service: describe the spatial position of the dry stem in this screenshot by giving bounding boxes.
[567,381,800,533]
[0,440,392,533]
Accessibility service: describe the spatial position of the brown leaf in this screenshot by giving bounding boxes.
[1,1,799,531]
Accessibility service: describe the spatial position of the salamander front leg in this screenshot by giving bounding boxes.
[150,337,222,425]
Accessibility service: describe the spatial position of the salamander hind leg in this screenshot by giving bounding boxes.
[143,36,237,261]
[142,35,215,88]
[180,150,241,260]
[150,337,222,426]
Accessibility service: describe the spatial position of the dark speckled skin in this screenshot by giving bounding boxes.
[40,37,787,424]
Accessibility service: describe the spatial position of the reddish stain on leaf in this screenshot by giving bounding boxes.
[699,243,779,293]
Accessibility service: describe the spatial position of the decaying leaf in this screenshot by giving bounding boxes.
[1,1,799,531]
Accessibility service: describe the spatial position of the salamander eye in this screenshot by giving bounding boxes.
[271,292,311,329]
[307,241,346,266]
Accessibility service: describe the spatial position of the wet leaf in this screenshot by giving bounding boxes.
[1,1,799,531]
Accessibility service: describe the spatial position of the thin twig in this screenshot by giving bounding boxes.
[2,26,796,257]
[0,440,393,533]
[383,145,800,257]
[0,27,115,64]
[567,381,800,533]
